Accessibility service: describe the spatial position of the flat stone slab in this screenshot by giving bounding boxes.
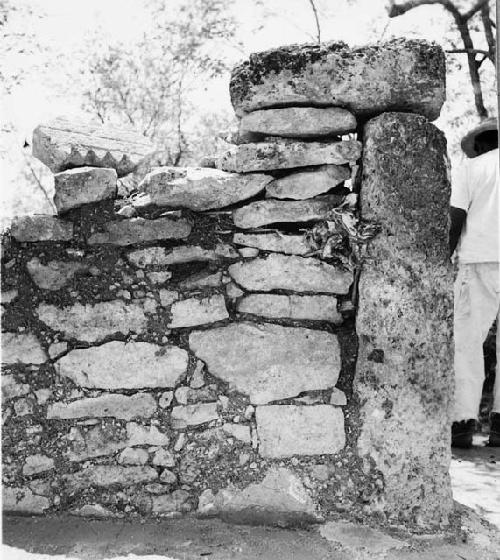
[237,294,341,323]
[171,403,219,429]
[53,167,117,213]
[168,295,229,328]
[10,215,73,242]
[233,232,310,255]
[228,254,352,294]
[87,217,191,245]
[217,140,361,173]
[47,393,156,421]
[2,375,30,399]
[179,271,223,290]
[256,405,345,457]
[36,300,148,343]
[230,39,445,120]
[239,107,356,138]
[189,322,340,404]
[3,487,50,514]
[63,466,157,492]
[66,425,128,462]
[56,341,188,389]
[127,244,237,268]
[2,332,47,365]
[233,196,344,228]
[27,258,86,291]
[23,454,55,476]
[126,422,170,446]
[138,167,272,211]
[32,117,154,177]
[266,165,350,200]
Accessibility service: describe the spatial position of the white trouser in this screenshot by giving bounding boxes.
[453,262,500,422]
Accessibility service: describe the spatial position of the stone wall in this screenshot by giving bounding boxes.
[2,38,453,530]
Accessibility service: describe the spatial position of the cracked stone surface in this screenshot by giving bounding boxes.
[2,375,31,400]
[167,295,229,328]
[2,333,47,365]
[27,258,86,291]
[127,244,236,268]
[10,215,73,242]
[233,232,310,255]
[3,487,51,514]
[126,422,170,446]
[22,455,55,476]
[171,403,219,429]
[63,466,158,492]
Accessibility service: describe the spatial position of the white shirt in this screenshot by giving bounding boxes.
[451,148,499,263]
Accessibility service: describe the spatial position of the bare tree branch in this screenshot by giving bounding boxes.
[462,0,490,22]
[446,48,490,54]
[307,0,321,44]
[480,3,496,64]
[388,0,460,21]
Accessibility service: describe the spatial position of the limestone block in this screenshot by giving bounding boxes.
[228,254,352,294]
[233,232,310,255]
[63,466,157,492]
[171,403,219,429]
[22,454,55,476]
[189,322,340,404]
[66,425,128,462]
[32,117,154,176]
[197,467,318,526]
[2,333,47,365]
[56,342,188,389]
[3,487,51,514]
[329,388,347,406]
[239,107,356,138]
[222,423,251,444]
[10,215,73,242]
[355,112,453,527]
[266,165,350,200]
[36,300,148,343]
[138,167,272,210]
[126,422,170,446]
[27,258,86,291]
[127,244,236,268]
[237,294,341,323]
[230,39,445,120]
[2,375,30,399]
[118,447,149,466]
[87,217,191,245]
[217,140,361,173]
[159,289,179,307]
[179,271,223,290]
[256,405,345,457]
[233,195,344,228]
[168,295,229,328]
[152,490,191,514]
[47,393,156,421]
[53,167,117,213]
[152,448,175,467]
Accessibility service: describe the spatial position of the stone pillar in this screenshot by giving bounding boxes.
[355,112,453,527]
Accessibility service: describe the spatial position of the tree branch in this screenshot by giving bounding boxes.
[388,0,460,21]
[480,3,496,64]
[463,0,490,22]
[446,48,490,54]
[307,0,321,44]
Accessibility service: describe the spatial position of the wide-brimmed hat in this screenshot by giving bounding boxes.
[461,117,498,157]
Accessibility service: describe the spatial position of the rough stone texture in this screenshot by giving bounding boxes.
[256,405,345,457]
[159,289,179,307]
[36,300,148,343]
[10,215,73,242]
[217,140,361,173]
[233,195,344,228]
[228,254,352,294]
[70,504,118,518]
[127,244,236,268]
[152,490,191,514]
[138,167,272,210]
[2,332,47,364]
[171,403,219,429]
[1,289,18,304]
[198,468,318,526]
[222,423,251,444]
[266,165,350,200]
[189,322,340,404]
[126,423,169,446]
[237,294,341,323]
[355,112,453,527]
[27,258,86,291]
[118,447,149,466]
[22,454,55,476]
[152,448,175,467]
[56,341,188,389]
[239,107,356,138]
[230,39,445,120]
[233,232,310,255]
[47,393,156,420]
[168,295,229,328]
[32,117,154,177]
[66,426,128,462]
[330,388,347,406]
[63,466,157,492]
[53,167,117,213]
[179,271,223,290]
[2,375,30,399]
[87,217,191,245]
[3,487,51,514]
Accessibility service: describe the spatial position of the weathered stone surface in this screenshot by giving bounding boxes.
[27,258,86,291]
[87,217,191,245]
[168,295,229,328]
[233,232,310,255]
[159,289,179,307]
[126,422,170,446]
[2,289,18,304]
[127,243,236,268]
[67,425,128,462]
[3,487,50,514]
[2,375,30,399]
[22,454,55,476]
[189,322,340,404]
[237,294,341,323]
[118,447,149,466]
[2,333,47,365]
[218,140,361,173]
[233,195,344,229]
[197,468,318,526]
[152,448,175,467]
[138,167,272,210]
[222,423,251,444]
[266,165,350,200]
[63,466,157,491]
[240,107,356,138]
[256,405,345,457]
[228,254,352,294]
[355,112,453,527]
[230,39,445,120]
[71,504,118,518]
[53,167,117,213]
[48,341,68,359]
[329,388,347,406]
[32,117,154,177]
[47,393,156,421]
[179,271,223,290]
[147,271,172,284]
[171,403,218,429]
[36,300,147,343]
[10,215,73,242]
[152,490,191,514]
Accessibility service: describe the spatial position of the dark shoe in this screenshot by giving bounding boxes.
[452,419,476,448]
[488,413,500,447]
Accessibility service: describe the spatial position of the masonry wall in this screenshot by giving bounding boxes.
[2,38,453,530]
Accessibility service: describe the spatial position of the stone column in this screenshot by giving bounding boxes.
[355,112,453,527]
